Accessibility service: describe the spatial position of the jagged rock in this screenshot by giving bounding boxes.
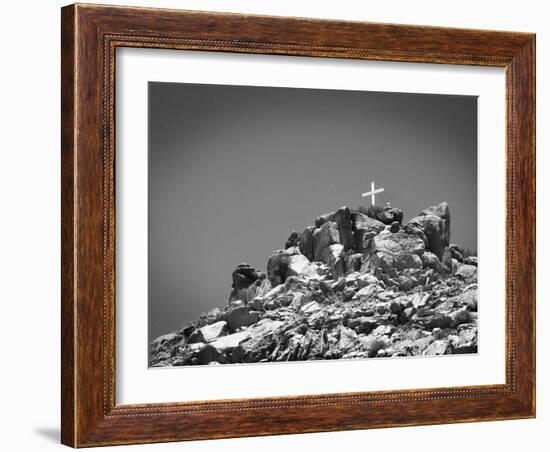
[308,311,327,329]
[339,326,359,352]
[357,273,379,288]
[373,233,425,271]
[450,308,472,327]
[229,263,260,303]
[423,340,450,355]
[240,319,284,361]
[411,292,430,309]
[223,306,259,332]
[204,307,223,324]
[315,206,354,250]
[348,317,377,334]
[298,226,315,260]
[422,202,451,242]
[308,330,329,358]
[351,212,385,251]
[150,332,182,358]
[345,253,363,273]
[312,221,340,261]
[407,202,450,259]
[208,331,251,363]
[441,247,453,273]
[189,321,229,343]
[285,231,301,249]
[375,233,425,256]
[246,275,272,301]
[378,206,404,225]
[228,299,246,309]
[421,251,445,274]
[151,200,478,366]
[268,248,318,285]
[287,253,313,276]
[301,301,321,315]
[320,244,345,278]
[248,297,263,311]
[418,312,454,330]
[267,250,291,286]
[449,244,464,263]
[372,325,396,336]
[352,283,379,300]
[455,264,477,281]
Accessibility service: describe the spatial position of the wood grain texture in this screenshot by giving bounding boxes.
[61,3,536,447]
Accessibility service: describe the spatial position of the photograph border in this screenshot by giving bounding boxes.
[61,3,535,447]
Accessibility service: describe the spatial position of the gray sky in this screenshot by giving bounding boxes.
[149,82,477,341]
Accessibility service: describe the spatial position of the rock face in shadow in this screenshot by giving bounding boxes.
[150,202,478,367]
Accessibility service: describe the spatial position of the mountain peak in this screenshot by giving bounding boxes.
[150,202,478,367]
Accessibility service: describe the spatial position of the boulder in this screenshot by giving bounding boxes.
[357,273,379,289]
[267,247,315,285]
[411,293,431,309]
[345,253,363,273]
[464,256,478,266]
[353,283,379,300]
[298,226,315,260]
[320,244,345,278]
[389,221,400,233]
[267,250,290,286]
[402,222,429,247]
[455,264,477,281]
[338,326,359,352]
[418,312,454,330]
[421,251,445,275]
[315,206,354,250]
[423,340,450,355]
[229,263,260,302]
[312,221,340,261]
[407,215,447,260]
[449,244,464,263]
[374,233,425,256]
[245,275,272,301]
[422,201,451,241]
[373,233,425,271]
[351,212,385,251]
[378,206,404,225]
[287,253,313,277]
[196,344,221,365]
[222,306,260,332]
[441,247,453,273]
[348,317,377,334]
[285,231,301,249]
[209,331,251,363]
[192,321,229,343]
[407,202,450,259]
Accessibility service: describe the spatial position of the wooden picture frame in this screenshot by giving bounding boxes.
[61,3,536,447]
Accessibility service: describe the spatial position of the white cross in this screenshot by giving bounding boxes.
[362,181,384,206]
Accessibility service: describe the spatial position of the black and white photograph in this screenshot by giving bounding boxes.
[148,82,479,367]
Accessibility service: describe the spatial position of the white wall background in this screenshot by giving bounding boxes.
[0,1,545,450]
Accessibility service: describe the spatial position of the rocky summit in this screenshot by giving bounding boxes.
[150,202,478,366]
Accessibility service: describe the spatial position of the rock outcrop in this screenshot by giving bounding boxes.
[150,201,478,366]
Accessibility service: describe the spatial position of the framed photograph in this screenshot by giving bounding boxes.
[61,3,535,447]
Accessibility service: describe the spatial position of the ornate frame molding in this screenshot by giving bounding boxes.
[61,4,535,447]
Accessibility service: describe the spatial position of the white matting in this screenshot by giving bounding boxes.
[116,47,506,404]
